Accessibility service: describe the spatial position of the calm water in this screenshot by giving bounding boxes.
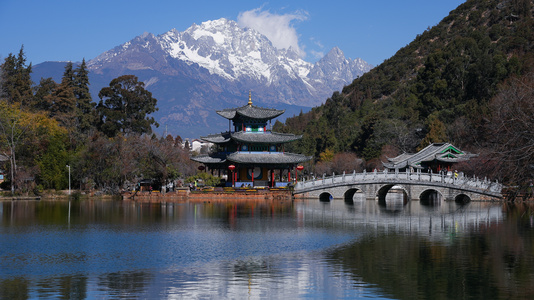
[1,197,534,299]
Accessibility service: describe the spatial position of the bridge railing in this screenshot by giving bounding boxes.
[294,170,502,194]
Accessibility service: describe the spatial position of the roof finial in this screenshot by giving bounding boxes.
[248,90,252,106]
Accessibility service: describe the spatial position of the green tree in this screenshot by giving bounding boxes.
[73,59,95,135]
[50,64,77,129]
[418,114,447,150]
[96,75,159,137]
[33,122,69,190]
[0,46,33,107]
[33,77,57,112]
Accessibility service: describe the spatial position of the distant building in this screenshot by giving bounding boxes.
[184,138,213,154]
[383,143,476,173]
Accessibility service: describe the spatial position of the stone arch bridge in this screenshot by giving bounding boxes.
[293,170,503,203]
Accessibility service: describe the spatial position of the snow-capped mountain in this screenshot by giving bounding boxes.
[83,18,373,137]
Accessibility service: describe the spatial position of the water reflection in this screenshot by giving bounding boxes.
[1,199,534,299]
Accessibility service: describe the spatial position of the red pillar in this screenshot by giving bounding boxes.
[288,168,291,182]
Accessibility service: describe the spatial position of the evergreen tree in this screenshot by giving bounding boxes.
[97,75,159,137]
[33,77,57,112]
[418,115,447,150]
[0,46,33,107]
[50,63,77,129]
[73,59,95,134]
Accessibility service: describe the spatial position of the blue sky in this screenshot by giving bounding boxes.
[1,0,465,67]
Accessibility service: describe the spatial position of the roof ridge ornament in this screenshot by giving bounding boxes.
[248,90,252,106]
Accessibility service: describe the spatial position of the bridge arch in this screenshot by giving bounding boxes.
[319,192,333,202]
[420,189,443,206]
[344,188,365,204]
[455,193,471,204]
[377,184,409,207]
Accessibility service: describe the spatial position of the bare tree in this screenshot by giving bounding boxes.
[331,152,364,174]
[487,72,534,190]
[0,104,29,193]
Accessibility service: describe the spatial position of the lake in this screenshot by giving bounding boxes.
[1,197,533,299]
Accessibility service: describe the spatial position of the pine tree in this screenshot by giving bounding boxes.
[0,46,33,107]
[33,77,57,112]
[418,115,447,151]
[74,59,95,134]
[50,63,77,129]
[97,75,158,137]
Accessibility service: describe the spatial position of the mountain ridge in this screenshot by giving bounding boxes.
[273,0,534,167]
[34,18,372,138]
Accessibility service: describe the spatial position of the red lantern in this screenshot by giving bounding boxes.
[296,165,304,182]
[228,165,236,187]
[198,165,205,171]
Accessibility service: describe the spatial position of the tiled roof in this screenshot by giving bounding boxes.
[383,143,476,169]
[200,132,232,144]
[227,152,312,165]
[216,104,284,120]
[231,131,302,144]
[191,152,312,167]
[190,153,227,164]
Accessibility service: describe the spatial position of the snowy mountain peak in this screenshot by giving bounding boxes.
[87,17,372,109]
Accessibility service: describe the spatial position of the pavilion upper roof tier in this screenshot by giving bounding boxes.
[216,104,285,121]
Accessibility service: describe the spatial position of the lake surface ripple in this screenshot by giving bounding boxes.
[1,198,533,299]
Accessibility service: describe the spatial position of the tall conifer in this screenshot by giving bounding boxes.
[74,59,95,134]
[0,46,33,107]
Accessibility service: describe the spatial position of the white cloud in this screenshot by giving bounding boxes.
[310,50,325,60]
[237,8,308,58]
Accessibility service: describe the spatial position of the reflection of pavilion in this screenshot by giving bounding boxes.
[191,93,312,188]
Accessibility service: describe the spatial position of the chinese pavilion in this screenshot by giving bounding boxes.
[383,143,477,173]
[191,93,312,187]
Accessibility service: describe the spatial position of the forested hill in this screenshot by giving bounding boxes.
[274,0,534,184]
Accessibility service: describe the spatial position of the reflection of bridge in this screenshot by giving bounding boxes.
[296,200,504,241]
[294,170,503,202]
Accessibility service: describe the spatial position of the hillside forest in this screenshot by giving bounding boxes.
[274,0,534,194]
[0,50,198,195]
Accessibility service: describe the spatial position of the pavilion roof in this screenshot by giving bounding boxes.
[200,131,301,144]
[383,143,477,169]
[200,132,232,144]
[190,153,227,164]
[191,152,312,168]
[231,131,302,144]
[216,104,284,120]
[227,152,312,165]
